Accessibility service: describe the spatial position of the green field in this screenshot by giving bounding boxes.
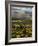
[10,20,32,38]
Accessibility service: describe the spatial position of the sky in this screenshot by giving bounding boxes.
[11,7,32,13]
[11,7,32,19]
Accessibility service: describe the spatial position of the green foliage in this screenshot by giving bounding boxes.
[11,20,32,38]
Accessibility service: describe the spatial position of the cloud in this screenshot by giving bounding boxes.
[11,7,32,12]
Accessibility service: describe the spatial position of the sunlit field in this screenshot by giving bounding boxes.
[10,20,32,38]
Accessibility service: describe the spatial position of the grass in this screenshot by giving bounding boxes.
[10,20,32,38]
